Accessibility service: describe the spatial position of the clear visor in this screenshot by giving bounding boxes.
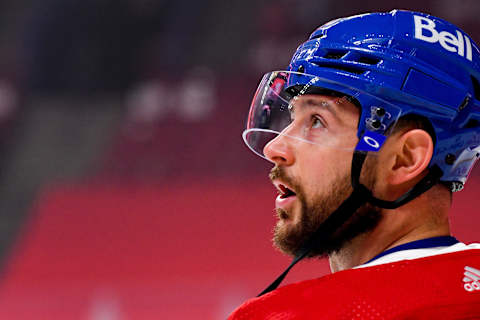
[242,71,402,161]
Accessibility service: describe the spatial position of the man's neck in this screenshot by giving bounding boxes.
[328,202,451,273]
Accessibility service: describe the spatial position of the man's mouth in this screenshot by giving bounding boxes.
[275,182,297,211]
[277,183,296,199]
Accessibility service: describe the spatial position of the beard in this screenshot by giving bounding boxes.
[270,159,382,258]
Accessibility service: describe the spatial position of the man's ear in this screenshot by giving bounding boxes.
[388,129,434,185]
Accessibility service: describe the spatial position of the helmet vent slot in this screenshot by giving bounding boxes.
[312,62,364,75]
[323,50,348,60]
[311,34,327,40]
[464,119,479,129]
[357,56,381,65]
[471,75,480,100]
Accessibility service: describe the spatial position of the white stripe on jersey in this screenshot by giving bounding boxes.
[356,242,480,269]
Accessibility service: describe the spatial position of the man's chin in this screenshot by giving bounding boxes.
[275,207,299,229]
[273,213,334,258]
[273,221,306,256]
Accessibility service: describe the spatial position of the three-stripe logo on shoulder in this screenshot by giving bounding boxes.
[463,266,480,292]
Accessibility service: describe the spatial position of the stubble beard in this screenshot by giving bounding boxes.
[271,161,382,258]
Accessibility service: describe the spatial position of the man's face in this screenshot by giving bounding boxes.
[263,94,381,257]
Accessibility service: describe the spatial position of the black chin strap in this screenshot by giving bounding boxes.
[257,151,443,297]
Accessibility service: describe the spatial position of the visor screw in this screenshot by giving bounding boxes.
[375,107,386,117]
[297,65,305,73]
[371,119,382,129]
[445,153,456,165]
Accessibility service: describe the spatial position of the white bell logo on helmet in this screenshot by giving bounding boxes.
[414,15,472,61]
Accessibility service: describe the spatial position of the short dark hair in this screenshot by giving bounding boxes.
[390,113,436,145]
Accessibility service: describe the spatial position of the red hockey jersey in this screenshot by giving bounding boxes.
[229,247,480,319]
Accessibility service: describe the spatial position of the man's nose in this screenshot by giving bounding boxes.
[263,134,295,166]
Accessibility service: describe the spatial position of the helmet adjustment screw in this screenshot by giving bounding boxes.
[445,153,456,165]
[297,65,305,73]
[375,107,386,117]
[371,119,382,129]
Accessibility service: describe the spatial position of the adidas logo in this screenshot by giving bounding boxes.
[463,266,480,292]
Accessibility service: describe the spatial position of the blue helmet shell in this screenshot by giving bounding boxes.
[287,9,480,189]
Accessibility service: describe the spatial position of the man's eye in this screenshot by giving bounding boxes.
[311,116,325,129]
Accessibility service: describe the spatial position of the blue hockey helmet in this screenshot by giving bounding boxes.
[243,9,480,191]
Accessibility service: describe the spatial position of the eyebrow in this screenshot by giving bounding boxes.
[289,98,338,118]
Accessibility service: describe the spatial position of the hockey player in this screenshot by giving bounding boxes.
[229,10,480,319]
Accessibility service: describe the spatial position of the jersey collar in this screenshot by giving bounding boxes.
[364,236,459,265]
